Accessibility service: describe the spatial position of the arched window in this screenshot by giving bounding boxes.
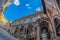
[54,18,60,37]
[20,26,24,32]
[23,19,26,23]
[56,0,60,8]
[27,24,33,35]
[30,18,32,22]
[40,21,50,40]
[46,0,51,2]
[40,21,49,28]
[26,24,35,40]
[41,27,48,39]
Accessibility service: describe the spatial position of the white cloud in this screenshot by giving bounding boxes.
[36,7,41,11]
[25,4,32,9]
[14,0,20,6]
[25,4,30,7]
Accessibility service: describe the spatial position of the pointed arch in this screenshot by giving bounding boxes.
[39,21,50,40]
[54,18,60,37]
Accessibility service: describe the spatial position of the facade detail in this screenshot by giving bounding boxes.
[0,0,60,40]
[9,0,60,40]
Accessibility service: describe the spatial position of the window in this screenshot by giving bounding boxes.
[57,0,60,5]
[23,19,26,23]
[30,18,32,22]
[37,15,41,19]
[47,0,51,2]
[57,0,60,8]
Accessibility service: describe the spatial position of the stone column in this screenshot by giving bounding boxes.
[24,26,27,39]
[49,22,55,40]
[36,27,40,40]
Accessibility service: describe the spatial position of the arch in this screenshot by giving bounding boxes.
[20,26,24,33]
[27,24,33,34]
[54,18,60,37]
[19,25,26,39]
[27,24,33,35]
[53,15,60,20]
[40,21,49,28]
[14,26,18,34]
[26,24,35,40]
[39,21,50,40]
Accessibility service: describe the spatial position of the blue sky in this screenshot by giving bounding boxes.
[4,0,43,22]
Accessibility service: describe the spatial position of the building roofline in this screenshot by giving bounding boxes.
[12,11,44,23]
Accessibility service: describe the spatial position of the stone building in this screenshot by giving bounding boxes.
[0,0,60,40]
[9,0,60,40]
[11,0,60,40]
